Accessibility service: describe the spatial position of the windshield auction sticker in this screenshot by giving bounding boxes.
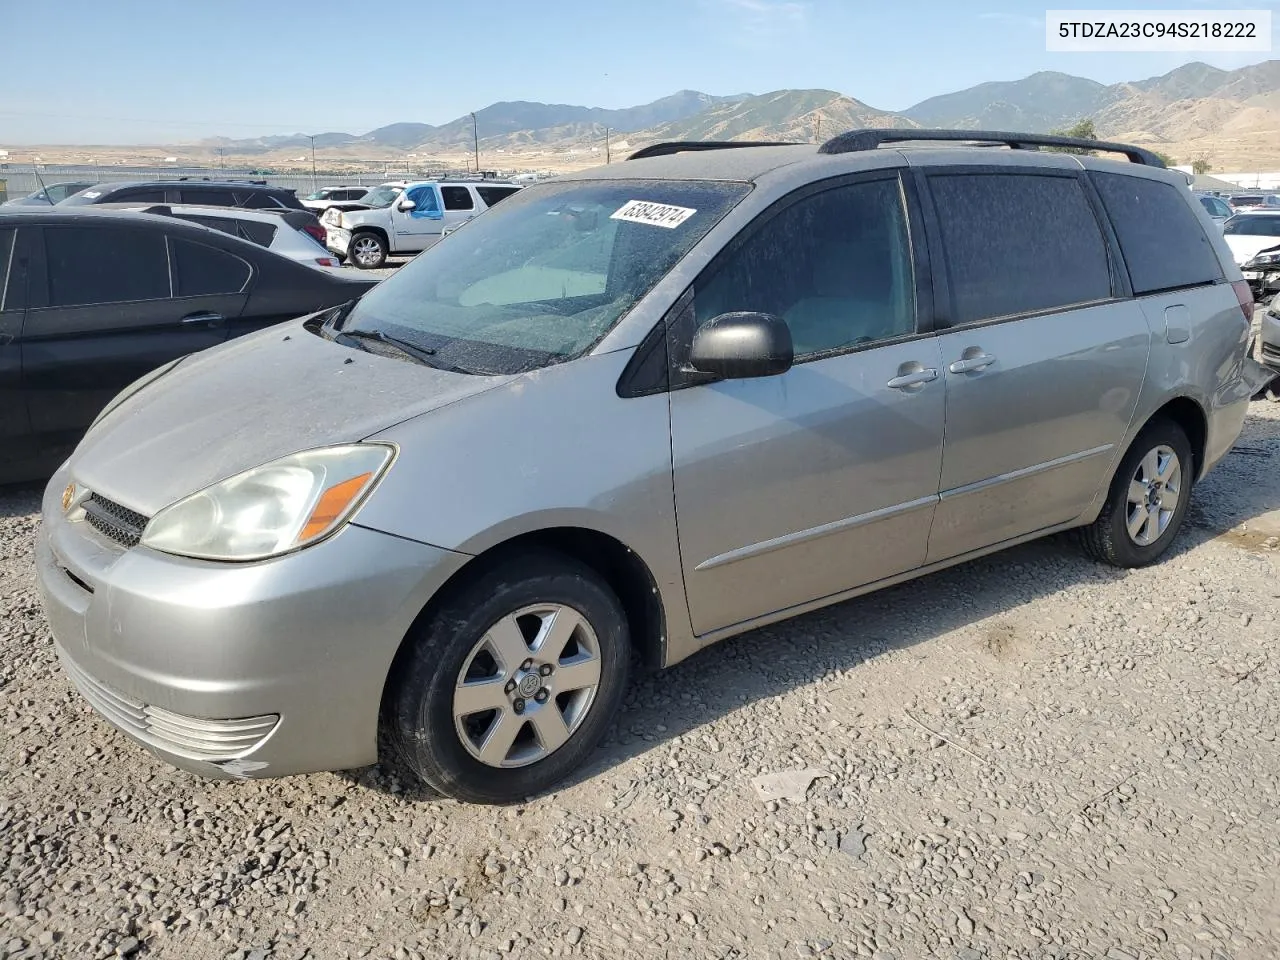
[611,200,697,228]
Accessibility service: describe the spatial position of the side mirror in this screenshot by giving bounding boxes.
[396,199,416,212]
[688,312,793,380]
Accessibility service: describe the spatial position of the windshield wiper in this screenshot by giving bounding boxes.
[339,328,475,375]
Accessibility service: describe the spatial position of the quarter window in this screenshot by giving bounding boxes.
[44,226,170,306]
[477,186,520,207]
[1092,172,1222,295]
[0,229,14,311]
[928,173,1112,324]
[695,178,916,357]
[441,186,475,211]
[172,239,251,297]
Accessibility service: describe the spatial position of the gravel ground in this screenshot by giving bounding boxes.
[2,400,1279,960]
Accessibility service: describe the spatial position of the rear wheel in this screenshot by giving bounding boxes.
[1078,418,1193,567]
[348,231,387,269]
[382,552,629,804]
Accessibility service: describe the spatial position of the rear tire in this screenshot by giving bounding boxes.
[1078,418,1193,568]
[348,231,387,269]
[382,551,630,804]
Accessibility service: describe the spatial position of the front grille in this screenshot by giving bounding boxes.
[1261,340,1280,365]
[83,493,148,548]
[59,652,279,762]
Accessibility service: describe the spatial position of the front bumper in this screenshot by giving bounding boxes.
[36,472,468,779]
[1260,307,1280,373]
[1242,267,1280,300]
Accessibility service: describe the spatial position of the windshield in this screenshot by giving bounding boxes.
[341,179,750,375]
[358,185,402,208]
[1224,216,1280,237]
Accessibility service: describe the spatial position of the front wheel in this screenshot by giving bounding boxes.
[382,552,630,803]
[1078,418,1193,567]
[348,231,387,269]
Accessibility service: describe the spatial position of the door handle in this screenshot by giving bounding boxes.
[181,311,224,326]
[886,367,938,389]
[949,352,996,374]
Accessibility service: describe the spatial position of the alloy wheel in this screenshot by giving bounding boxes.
[1125,444,1182,546]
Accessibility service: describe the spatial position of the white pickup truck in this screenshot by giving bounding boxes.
[323,179,521,268]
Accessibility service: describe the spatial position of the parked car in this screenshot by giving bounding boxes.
[2,181,99,206]
[301,185,371,214]
[0,207,376,482]
[324,180,522,268]
[1195,192,1232,227]
[36,130,1255,804]
[1228,194,1280,212]
[1222,211,1280,301]
[102,203,343,270]
[60,178,307,211]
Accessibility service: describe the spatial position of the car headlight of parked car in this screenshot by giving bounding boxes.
[1244,250,1280,269]
[141,444,395,561]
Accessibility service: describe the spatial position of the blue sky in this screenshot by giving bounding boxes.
[1,0,1276,143]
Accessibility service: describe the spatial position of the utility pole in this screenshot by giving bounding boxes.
[470,112,479,174]
[217,147,224,170]
[307,135,317,190]
[605,127,611,164]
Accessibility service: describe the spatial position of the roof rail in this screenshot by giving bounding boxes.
[627,140,805,161]
[817,128,1166,168]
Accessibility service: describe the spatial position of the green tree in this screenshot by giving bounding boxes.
[1192,158,1212,175]
[1046,118,1097,154]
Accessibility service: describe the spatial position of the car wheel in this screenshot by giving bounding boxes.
[1265,378,1280,402]
[349,232,387,269]
[382,551,630,804]
[1078,418,1193,567]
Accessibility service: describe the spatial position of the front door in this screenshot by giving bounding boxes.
[394,184,444,252]
[670,175,946,636]
[0,226,35,478]
[921,169,1150,562]
[20,224,245,464]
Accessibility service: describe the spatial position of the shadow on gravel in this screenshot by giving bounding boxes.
[0,482,43,519]
[359,406,1280,802]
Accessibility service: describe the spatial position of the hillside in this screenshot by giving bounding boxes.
[631,90,916,145]
[903,72,1116,131]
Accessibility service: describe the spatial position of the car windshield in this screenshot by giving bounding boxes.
[1224,216,1280,237]
[358,185,402,208]
[340,178,750,375]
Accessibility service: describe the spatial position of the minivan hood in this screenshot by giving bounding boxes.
[1225,233,1280,265]
[69,319,511,515]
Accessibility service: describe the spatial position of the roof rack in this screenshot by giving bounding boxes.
[627,140,804,161]
[817,128,1165,167]
[174,176,270,185]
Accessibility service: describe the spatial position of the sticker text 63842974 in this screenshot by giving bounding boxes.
[611,199,697,229]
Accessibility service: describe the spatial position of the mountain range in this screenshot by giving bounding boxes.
[199,60,1280,169]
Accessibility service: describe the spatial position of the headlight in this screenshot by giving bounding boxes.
[141,444,395,561]
[1245,251,1280,268]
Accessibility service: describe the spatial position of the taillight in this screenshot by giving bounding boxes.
[303,223,327,245]
[1232,279,1254,323]
[315,258,338,267]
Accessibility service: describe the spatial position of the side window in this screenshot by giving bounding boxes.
[441,186,475,211]
[477,186,520,207]
[113,188,167,203]
[176,215,240,237]
[1091,172,1222,295]
[236,221,277,246]
[0,229,14,311]
[405,185,442,219]
[928,173,1111,325]
[45,227,170,306]
[171,239,251,297]
[179,187,236,206]
[240,191,283,209]
[694,178,916,357]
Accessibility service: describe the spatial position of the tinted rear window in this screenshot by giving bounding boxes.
[477,186,520,207]
[112,188,168,204]
[44,226,170,306]
[179,187,236,206]
[172,239,251,296]
[441,186,475,211]
[1223,216,1280,237]
[1092,172,1222,295]
[928,172,1112,324]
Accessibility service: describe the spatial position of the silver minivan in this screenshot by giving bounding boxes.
[36,130,1257,803]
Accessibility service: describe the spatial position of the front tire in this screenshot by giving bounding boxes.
[1079,418,1193,567]
[348,231,387,269]
[382,552,630,804]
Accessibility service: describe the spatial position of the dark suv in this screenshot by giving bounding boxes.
[60,179,306,211]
